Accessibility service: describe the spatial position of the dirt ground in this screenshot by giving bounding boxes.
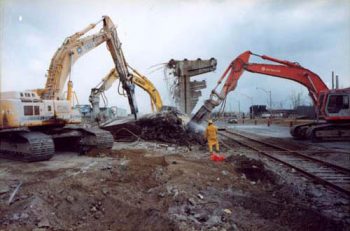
[0,138,348,231]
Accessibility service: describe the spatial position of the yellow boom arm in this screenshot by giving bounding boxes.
[89,67,163,119]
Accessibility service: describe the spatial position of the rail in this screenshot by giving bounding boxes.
[219,129,350,197]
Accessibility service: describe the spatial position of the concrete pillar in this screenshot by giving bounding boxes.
[167,58,217,115]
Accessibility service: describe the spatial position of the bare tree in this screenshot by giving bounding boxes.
[278,101,284,109]
[289,89,305,109]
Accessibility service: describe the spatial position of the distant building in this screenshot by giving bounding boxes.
[211,111,240,122]
[269,109,295,118]
[255,105,316,119]
[294,105,316,119]
[74,104,92,117]
[250,105,268,118]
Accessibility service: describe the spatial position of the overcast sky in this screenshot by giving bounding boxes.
[1,0,349,114]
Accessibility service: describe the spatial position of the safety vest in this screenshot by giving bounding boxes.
[205,124,218,143]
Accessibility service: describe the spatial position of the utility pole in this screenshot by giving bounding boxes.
[238,100,241,114]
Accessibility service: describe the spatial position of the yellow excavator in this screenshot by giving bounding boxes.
[89,65,163,122]
[0,16,138,161]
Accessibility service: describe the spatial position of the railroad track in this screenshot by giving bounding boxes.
[219,129,350,197]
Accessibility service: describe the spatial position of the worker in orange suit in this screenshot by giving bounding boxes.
[204,119,219,154]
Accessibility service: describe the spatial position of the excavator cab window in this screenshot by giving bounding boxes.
[327,95,349,113]
[24,106,34,116]
[34,106,40,115]
[24,105,40,116]
[343,95,349,108]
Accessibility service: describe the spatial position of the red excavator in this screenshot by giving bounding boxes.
[190,51,350,142]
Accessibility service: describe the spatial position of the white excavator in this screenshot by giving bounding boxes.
[0,16,138,161]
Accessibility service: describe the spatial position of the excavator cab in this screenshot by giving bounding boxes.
[325,91,350,116]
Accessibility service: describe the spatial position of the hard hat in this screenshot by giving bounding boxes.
[208,119,213,124]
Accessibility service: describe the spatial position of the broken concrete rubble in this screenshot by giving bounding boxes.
[102,111,204,146]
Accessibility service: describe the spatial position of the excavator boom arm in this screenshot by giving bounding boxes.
[244,63,328,104]
[128,66,163,112]
[44,31,108,100]
[103,17,138,118]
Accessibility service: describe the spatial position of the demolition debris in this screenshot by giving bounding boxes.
[102,111,203,146]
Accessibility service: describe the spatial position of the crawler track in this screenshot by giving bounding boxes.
[0,131,54,161]
[219,129,350,196]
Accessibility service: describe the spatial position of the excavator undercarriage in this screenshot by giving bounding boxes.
[291,122,350,142]
[0,130,54,161]
[0,126,113,161]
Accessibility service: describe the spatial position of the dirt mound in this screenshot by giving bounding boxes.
[226,155,276,183]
